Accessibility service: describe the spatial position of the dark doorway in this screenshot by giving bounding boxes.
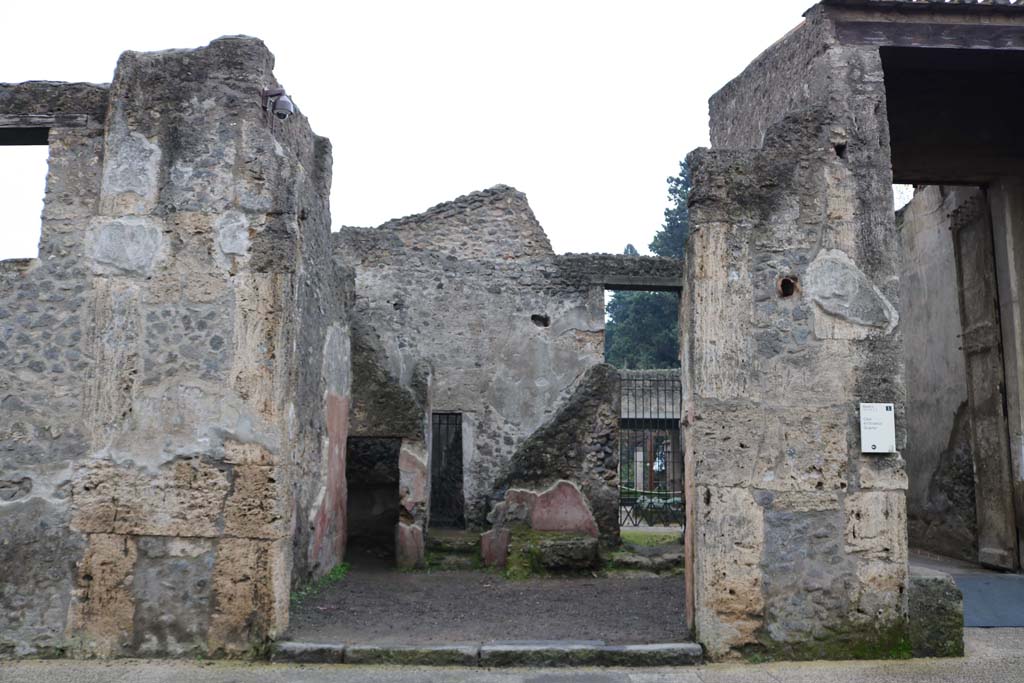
[882,45,1024,572]
[430,413,465,529]
[345,437,400,565]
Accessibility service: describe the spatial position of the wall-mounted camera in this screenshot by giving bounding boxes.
[261,88,295,122]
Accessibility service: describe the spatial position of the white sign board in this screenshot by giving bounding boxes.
[860,403,896,454]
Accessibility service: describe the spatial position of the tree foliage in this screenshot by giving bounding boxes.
[603,161,691,369]
[649,160,691,260]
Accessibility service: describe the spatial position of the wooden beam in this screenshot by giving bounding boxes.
[0,114,89,129]
[596,276,682,292]
[836,20,1024,50]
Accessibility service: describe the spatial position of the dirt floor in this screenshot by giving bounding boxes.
[287,553,688,646]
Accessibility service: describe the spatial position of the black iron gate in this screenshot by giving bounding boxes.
[430,413,465,528]
[619,372,684,527]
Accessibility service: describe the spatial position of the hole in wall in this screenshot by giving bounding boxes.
[778,276,799,298]
[531,314,550,327]
[833,142,847,159]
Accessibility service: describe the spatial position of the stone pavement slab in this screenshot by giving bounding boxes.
[2,629,1022,683]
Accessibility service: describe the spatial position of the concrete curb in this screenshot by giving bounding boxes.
[271,640,703,667]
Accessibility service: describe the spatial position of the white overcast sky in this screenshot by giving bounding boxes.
[1,0,818,260]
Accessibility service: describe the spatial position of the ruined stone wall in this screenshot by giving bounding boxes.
[0,37,351,658]
[0,82,109,659]
[685,9,909,659]
[708,10,833,151]
[337,189,685,527]
[489,364,621,544]
[899,186,977,561]
[337,187,682,527]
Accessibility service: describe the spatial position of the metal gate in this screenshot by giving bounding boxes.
[619,371,684,527]
[430,413,465,528]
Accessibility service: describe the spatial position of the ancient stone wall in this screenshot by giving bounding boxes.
[489,364,621,544]
[336,187,683,528]
[0,37,351,658]
[685,6,909,659]
[0,81,108,659]
[898,186,977,561]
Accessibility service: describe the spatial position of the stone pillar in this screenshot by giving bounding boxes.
[684,24,909,659]
[60,37,344,657]
[989,177,1024,569]
[397,437,430,569]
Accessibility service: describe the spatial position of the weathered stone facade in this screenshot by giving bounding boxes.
[683,0,1024,660]
[1,38,350,657]
[686,4,898,661]
[8,0,1023,663]
[336,188,683,529]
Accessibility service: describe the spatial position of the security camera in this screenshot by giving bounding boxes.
[261,88,295,122]
[271,93,294,120]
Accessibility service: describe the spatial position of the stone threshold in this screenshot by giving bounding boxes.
[271,640,703,667]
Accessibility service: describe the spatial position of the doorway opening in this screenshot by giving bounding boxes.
[884,46,1023,577]
[883,45,1024,630]
[429,412,465,529]
[345,437,401,566]
[618,371,683,529]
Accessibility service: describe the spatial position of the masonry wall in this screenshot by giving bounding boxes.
[0,82,109,659]
[0,37,350,658]
[337,187,683,528]
[685,5,909,659]
[898,186,977,561]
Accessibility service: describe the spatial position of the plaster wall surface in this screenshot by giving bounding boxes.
[0,37,351,658]
[898,186,977,561]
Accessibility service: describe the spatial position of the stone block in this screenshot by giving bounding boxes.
[529,480,600,537]
[803,249,898,339]
[398,440,429,524]
[0,498,83,657]
[908,568,964,658]
[693,485,765,658]
[692,402,848,492]
[595,643,703,666]
[271,640,345,663]
[345,644,480,666]
[66,534,138,657]
[87,216,166,276]
[480,528,510,568]
[479,641,604,667]
[98,123,161,216]
[845,491,907,564]
[129,537,215,656]
[71,459,230,538]
[396,522,425,570]
[535,534,599,571]
[223,464,291,540]
[858,453,908,491]
[207,537,290,655]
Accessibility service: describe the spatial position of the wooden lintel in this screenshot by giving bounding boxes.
[835,20,1024,50]
[0,113,90,129]
[596,277,682,292]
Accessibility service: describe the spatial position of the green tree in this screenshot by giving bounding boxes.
[603,161,691,369]
[649,160,691,259]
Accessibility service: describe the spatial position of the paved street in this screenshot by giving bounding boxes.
[1,629,1022,683]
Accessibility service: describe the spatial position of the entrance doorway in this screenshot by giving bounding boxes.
[429,412,465,529]
[345,437,401,565]
[618,371,683,528]
[884,44,1024,574]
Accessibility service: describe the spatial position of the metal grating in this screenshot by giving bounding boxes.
[430,413,465,529]
[618,371,684,527]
